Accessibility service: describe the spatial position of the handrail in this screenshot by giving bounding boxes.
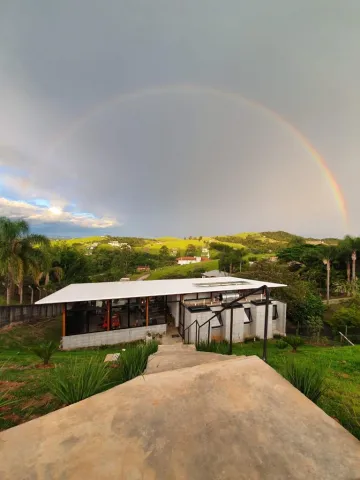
[339,331,355,346]
[180,284,271,362]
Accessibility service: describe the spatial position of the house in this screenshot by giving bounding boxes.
[136,266,150,273]
[176,256,210,265]
[108,241,131,249]
[36,277,287,350]
[201,247,210,258]
[201,270,227,278]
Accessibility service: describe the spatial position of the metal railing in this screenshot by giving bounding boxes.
[182,285,271,362]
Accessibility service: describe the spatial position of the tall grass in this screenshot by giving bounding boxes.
[116,341,158,383]
[0,361,17,414]
[196,340,230,355]
[283,359,327,404]
[47,357,111,405]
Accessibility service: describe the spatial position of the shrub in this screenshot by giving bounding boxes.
[276,339,289,350]
[196,340,230,355]
[47,357,111,405]
[32,341,58,365]
[283,360,327,404]
[283,335,304,352]
[306,315,323,338]
[116,341,158,383]
[273,333,284,339]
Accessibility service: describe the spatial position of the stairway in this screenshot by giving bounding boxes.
[145,343,246,375]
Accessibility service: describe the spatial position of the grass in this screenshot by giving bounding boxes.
[0,320,359,440]
[46,357,112,405]
[197,340,230,354]
[147,260,219,280]
[0,319,157,430]
[283,358,327,404]
[231,340,360,440]
[114,341,158,383]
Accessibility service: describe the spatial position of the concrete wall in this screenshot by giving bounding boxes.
[272,301,287,335]
[62,324,167,350]
[251,304,273,339]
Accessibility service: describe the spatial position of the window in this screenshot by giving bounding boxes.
[244,308,252,324]
[272,305,279,320]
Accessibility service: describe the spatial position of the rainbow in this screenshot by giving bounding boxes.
[45,84,348,228]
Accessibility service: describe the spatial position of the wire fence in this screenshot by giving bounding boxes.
[287,322,360,345]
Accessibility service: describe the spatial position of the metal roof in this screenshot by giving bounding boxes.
[36,276,286,304]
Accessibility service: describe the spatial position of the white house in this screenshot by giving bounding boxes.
[176,256,210,265]
[36,277,287,350]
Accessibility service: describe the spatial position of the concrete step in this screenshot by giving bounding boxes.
[146,344,246,375]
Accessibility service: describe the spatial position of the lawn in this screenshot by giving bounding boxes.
[0,319,142,431]
[232,340,360,440]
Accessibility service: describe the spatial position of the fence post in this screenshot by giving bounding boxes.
[229,307,234,355]
[262,286,270,363]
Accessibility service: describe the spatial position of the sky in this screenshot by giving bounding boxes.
[0,0,359,238]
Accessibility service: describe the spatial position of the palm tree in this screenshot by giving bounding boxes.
[339,236,360,284]
[33,246,63,290]
[0,218,49,304]
[319,245,339,304]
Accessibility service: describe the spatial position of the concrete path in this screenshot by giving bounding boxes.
[0,356,359,479]
[146,344,243,374]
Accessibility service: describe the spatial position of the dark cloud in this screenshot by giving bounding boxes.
[1,0,359,237]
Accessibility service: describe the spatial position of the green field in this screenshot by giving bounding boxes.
[147,260,219,279]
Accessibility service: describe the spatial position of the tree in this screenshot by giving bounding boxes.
[33,246,63,289]
[328,305,360,335]
[319,245,339,304]
[185,244,197,257]
[0,218,49,304]
[339,236,360,284]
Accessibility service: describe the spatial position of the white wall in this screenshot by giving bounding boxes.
[62,324,166,350]
[167,295,180,326]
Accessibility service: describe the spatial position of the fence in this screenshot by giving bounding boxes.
[287,322,360,345]
[0,304,62,328]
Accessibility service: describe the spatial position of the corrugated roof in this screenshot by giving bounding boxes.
[36,277,286,304]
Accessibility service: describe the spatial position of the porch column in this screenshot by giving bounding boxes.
[62,303,67,337]
[107,300,111,331]
[146,297,149,326]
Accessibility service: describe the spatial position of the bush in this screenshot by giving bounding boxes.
[273,333,284,339]
[306,315,323,338]
[283,335,304,352]
[196,340,230,355]
[276,339,289,349]
[47,357,111,405]
[32,341,58,365]
[284,360,327,404]
[116,341,158,383]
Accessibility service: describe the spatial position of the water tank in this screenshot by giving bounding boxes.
[220,292,240,303]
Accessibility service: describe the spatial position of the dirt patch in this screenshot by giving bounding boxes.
[336,372,350,379]
[0,380,24,392]
[34,363,54,369]
[21,393,54,410]
[2,413,23,423]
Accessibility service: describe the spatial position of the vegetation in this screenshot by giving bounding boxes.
[196,340,230,354]
[116,341,158,383]
[147,260,218,280]
[31,341,58,366]
[47,357,111,405]
[283,335,304,352]
[283,359,327,404]
[275,339,289,349]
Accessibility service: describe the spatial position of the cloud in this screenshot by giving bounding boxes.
[0,0,359,237]
[0,197,117,229]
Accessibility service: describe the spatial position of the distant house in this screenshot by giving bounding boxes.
[108,241,131,249]
[201,270,227,278]
[136,266,150,273]
[201,247,210,258]
[176,257,210,265]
